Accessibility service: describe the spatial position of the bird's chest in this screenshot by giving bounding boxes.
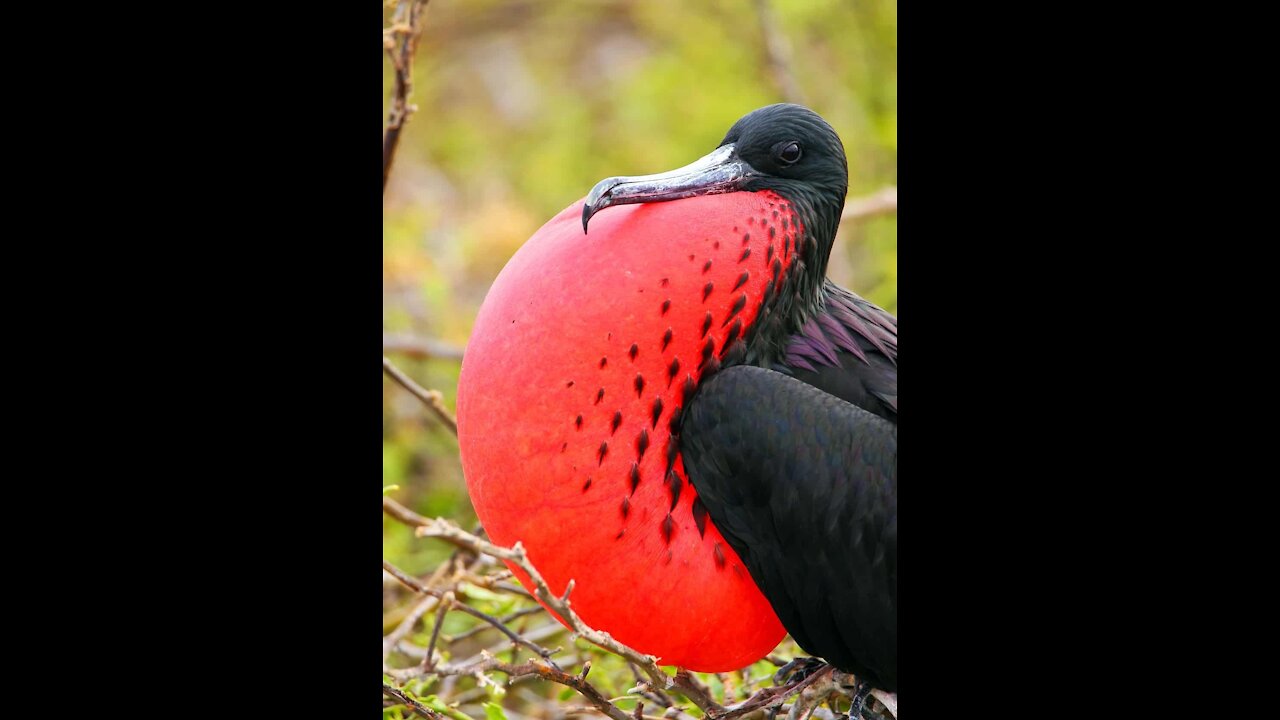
[461,190,800,522]
[455,190,802,670]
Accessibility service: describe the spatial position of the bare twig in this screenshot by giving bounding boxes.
[628,662,676,709]
[422,590,453,670]
[384,497,480,555]
[753,0,806,105]
[399,652,634,720]
[383,356,459,435]
[385,333,466,361]
[707,667,832,720]
[490,581,533,598]
[451,600,562,667]
[383,682,446,720]
[384,495,433,527]
[384,0,432,192]
[450,605,546,643]
[384,559,562,668]
[385,594,440,664]
[841,187,897,223]
[384,559,431,594]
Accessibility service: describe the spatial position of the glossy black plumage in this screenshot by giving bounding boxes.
[681,365,896,691]
[780,281,897,420]
[680,106,899,690]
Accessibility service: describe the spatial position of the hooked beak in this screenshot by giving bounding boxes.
[581,143,759,233]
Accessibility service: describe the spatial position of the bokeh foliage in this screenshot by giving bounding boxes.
[384,1,895,716]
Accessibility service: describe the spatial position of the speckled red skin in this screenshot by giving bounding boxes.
[457,190,801,671]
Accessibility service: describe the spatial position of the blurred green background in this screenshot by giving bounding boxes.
[384,0,897,580]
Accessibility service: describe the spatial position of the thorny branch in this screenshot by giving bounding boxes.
[384,0,432,192]
[383,356,459,435]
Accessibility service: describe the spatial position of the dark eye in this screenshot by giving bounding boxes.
[778,142,802,165]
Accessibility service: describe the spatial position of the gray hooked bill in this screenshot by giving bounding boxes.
[581,144,758,233]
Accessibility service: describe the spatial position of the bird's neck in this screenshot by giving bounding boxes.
[780,186,842,307]
[748,174,845,302]
[740,182,845,367]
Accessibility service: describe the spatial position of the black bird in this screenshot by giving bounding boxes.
[584,104,898,693]
[458,104,896,699]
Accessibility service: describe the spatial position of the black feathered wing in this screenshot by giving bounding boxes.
[778,282,897,421]
[680,365,896,691]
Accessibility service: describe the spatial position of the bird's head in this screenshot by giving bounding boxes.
[582,103,850,330]
[583,104,849,245]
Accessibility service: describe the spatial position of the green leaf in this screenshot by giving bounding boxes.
[383,484,401,495]
[423,695,474,720]
[458,582,506,603]
[483,702,508,720]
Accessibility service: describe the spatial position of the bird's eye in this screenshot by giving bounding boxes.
[778,142,802,165]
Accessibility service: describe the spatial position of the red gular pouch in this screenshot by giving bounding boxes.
[458,190,803,671]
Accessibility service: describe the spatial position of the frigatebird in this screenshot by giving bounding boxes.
[457,104,896,698]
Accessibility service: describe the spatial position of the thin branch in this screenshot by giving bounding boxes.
[489,581,533,598]
[384,0,432,192]
[385,333,465,361]
[566,708,694,720]
[449,605,546,643]
[384,495,434,528]
[841,187,897,223]
[422,652,633,720]
[451,600,562,667]
[396,622,568,665]
[385,594,440,664]
[383,683,446,720]
[383,559,562,668]
[422,590,453,670]
[628,662,676,709]
[384,356,458,435]
[753,0,806,105]
[384,559,431,594]
[707,667,832,720]
[384,497,480,556]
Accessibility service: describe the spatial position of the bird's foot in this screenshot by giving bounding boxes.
[793,671,892,720]
[846,680,873,719]
[773,656,829,686]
